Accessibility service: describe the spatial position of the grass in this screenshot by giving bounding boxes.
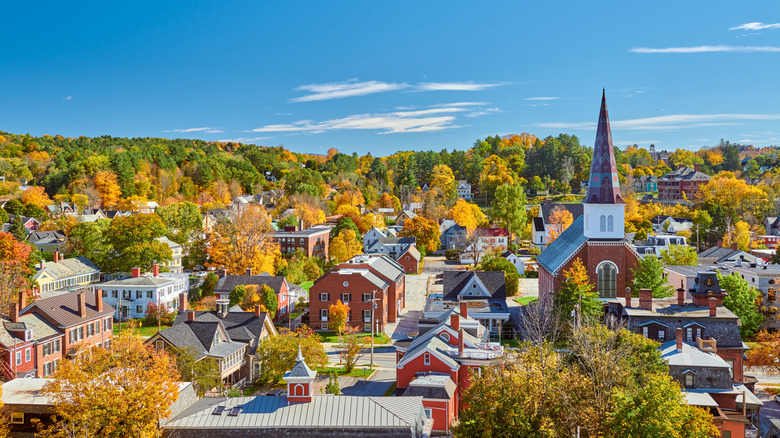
[290,309,305,320]
[501,338,522,348]
[318,331,391,344]
[763,384,780,396]
[242,384,262,396]
[514,296,538,306]
[318,366,375,378]
[383,382,397,397]
[113,322,171,337]
[300,281,314,291]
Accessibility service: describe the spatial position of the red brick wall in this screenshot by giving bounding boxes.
[551,242,638,299]
[396,352,458,389]
[718,348,745,382]
[309,273,388,332]
[348,261,405,323]
[2,341,35,375]
[398,253,419,274]
[63,317,113,354]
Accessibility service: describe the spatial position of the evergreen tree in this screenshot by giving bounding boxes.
[632,256,674,297]
[9,215,27,242]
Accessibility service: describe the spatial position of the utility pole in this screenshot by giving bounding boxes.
[370,290,377,370]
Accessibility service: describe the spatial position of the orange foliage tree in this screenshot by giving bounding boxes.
[0,231,33,312]
[329,300,350,333]
[21,186,52,209]
[206,205,279,275]
[746,331,780,375]
[547,207,574,243]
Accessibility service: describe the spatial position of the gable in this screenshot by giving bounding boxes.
[458,275,491,298]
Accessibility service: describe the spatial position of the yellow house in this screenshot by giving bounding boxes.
[34,254,101,297]
[156,236,183,273]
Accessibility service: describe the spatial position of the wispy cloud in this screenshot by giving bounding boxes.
[538,113,780,131]
[465,107,502,118]
[730,22,780,31]
[163,127,224,134]
[631,45,780,53]
[290,80,409,102]
[430,101,489,107]
[62,96,72,101]
[525,97,559,101]
[217,137,271,144]
[415,82,507,91]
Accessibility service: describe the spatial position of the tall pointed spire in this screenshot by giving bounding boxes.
[585,90,624,204]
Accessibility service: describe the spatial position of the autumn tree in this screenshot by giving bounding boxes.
[746,330,780,375]
[38,333,180,438]
[173,347,221,397]
[0,231,33,323]
[260,284,278,318]
[631,255,674,297]
[491,184,527,244]
[256,325,328,383]
[330,229,363,262]
[722,220,752,251]
[451,198,486,235]
[479,155,516,199]
[70,193,89,214]
[329,300,349,333]
[555,258,600,326]
[660,244,698,266]
[21,186,52,209]
[430,164,456,199]
[399,216,441,255]
[339,326,366,372]
[547,206,574,243]
[206,205,279,276]
[719,272,765,338]
[103,214,172,273]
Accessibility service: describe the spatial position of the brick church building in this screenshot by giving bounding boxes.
[537,91,640,302]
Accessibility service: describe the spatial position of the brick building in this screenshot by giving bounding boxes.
[537,91,640,303]
[658,165,711,201]
[309,254,405,332]
[272,226,330,258]
[214,270,295,321]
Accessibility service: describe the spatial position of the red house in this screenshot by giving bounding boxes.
[213,270,295,321]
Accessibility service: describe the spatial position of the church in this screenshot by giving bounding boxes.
[537,91,640,303]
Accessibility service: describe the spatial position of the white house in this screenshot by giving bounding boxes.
[456,180,472,200]
[98,265,189,320]
[362,227,395,250]
[501,251,525,275]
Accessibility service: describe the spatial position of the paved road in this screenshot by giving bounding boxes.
[325,346,396,369]
[339,370,395,396]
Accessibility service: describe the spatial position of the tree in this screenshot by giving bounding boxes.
[174,347,221,397]
[155,202,203,245]
[631,255,674,297]
[430,164,456,199]
[256,325,328,383]
[325,372,340,395]
[260,284,278,318]
[479,255,519,297]
[339,327,365,372]
[491,184,527,243]
[329,300,349,333]
[0,383,7,438]
[37,333,180,438]
[277,213,300,229]
[70,193,89,214]
[200,272,218,297]
[8,214,27,242]
[399,216,441,254]
[0,231,33,314]
[21,186,52,209]
[719,272,765,338]
[451,198,486,235]
[206,206,278,276]
[555,258,600,325]
[746,330,780,375]
[722,220,752,251]
[330,217,360,241]
[547,206,573,243]
[659,245,698,266]
[104,214,172,273]
[229,285,247,307]
[330,229,363,263]
[143,302,175,326]
[94,170,122,209]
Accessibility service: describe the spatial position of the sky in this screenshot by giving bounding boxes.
[2,1,780,155]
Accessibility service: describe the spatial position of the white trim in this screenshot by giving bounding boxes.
[595,260,619,275]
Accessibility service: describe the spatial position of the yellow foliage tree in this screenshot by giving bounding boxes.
[330,229,363,262]
[206,205,280,275]
[723,220,752,251]
[21,186,51,209]
[329,300,350,333]
[547,207,574,243]
[430,164,456,198]
[71,193,89,214]
[697,175,769,226]
[451,198,486,235]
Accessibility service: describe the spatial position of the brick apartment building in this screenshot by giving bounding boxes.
[657,165,711,201]
[272,226,330,258]
[309,254,405,332]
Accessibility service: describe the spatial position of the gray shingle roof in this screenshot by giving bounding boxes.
[398,336,460,370]
[442,271,506,301]
[99,276,176,287]
[172,310,270,346]
[536,215,587,274]
[660,340,731,368]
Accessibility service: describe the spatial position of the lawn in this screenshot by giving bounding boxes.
[763,383,780,396]
[317,331,391,344]
[501,338,522,348]
[318,366,375,378]
[113,322,171,337]
[514,296,538,306]
[300,281,314,291]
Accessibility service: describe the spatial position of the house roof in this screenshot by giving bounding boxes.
[659,340,732,369]
[155,320,244,359]
[35,256,100,281]
[172,310,272,348]
[535,215,587,274]
[398,335,460,370]
[442,271,506,301]
[533,217,545,232]
[0,378,55,406]
[163,395,426,432]
[399,244,420,262]
[23,290,115,328]
[475,228,509,237]
[99,275,179,287]
[698,246,751,262]
[271,227,330,237]
[342,254,406,282]
[403,374,457,399]
[660,167,712,182]
[28,230,66,245]
[584,91,624,204]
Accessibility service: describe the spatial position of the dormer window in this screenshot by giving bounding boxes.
[683,370,695,388]
[25,329,33,341]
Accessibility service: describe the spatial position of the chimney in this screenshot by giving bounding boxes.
[9,303,18,323]
[709,297,717,317]
[458,328,464,355]
[39,260,45,270]
[639,289,653,310]
[676,327,683,351]
[187,310,195,322]
[246,268,252,276]
[677,288,686,307]
[624,287,632,308]
[77,292,86,318]
[717,239,723,248]
[131,267,141,278]
[152,264,159,277]
[732,242,738,251]
[53,251,59,263]
[255,304,261,317]
[18,292,26,311]
[460,302,468,319]
[95,289,103,312]
[694,163,700,172]
[178,293,187,312]
[450,312,460,331]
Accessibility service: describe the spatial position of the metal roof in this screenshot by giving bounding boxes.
[659,340,731,368]
[535,215,588,274]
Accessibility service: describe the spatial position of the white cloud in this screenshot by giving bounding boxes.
[631,45,780,53]
[415,82,507,91]
[538,113,780,131]
[62,96,72,101]
[217,137,271,143]
[729,22,780,31]
[430,101,489,107]
[524,97,559,101]
[465,107,501,118]
[163,127,224,134]
[291,80,409,102]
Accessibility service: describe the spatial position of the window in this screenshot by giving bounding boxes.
[342,281,349,287]
[87,323,94,337]
[319,293,329,302]
[10,413,23,424]
[43,361,51,377]
[322,323,330,330]
[658,330,665,341]
[54,339,60,352]
[363,294,372,302]
[147,291,153,299]
[341,293,351,303]
[607,215,614,232]
[363,310,371,322]
[25,329,32,341]
[440,332,450,342]
[136,291,142,299]
[155,340,164,351]
[424,408,432,419]
[725,359,735,379]
[597,262,617,298]
[364,323,371,332]
[684,373,694,388]
[424,353,431,366]
[43,342,51,356]
[102,290,107,297]
[111,291,118,298]
[16,351,21,366]
[642,327,648,338]
[320,309,328,321]
[78,326,84,340]
[25,348,31,362]
[136,305,143,314]
[599,215,606,232]
[105,318,112,331]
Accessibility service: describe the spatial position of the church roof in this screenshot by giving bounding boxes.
[585,90,624,204]
[536,215,587,275]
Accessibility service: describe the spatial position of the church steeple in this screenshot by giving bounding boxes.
[585,90,624,204]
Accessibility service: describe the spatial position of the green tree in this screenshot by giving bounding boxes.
[277,213,300,229]
[104,214,172,273]
[260,284,278,318]
[491,184,527,244]
[478,255,520,297]
[174,347,222,397]
[256,325,328,383]
[155,202,203,245]
[229,285,247,307]
[200,272,218,297]
[631,255,674,297]
[719,272,765,338]
[325,372,340,395]
[330,217,360,241]
[555,258,601,324]
[3,198,24,216]
[659,245,698,266]
[8,215,27,241]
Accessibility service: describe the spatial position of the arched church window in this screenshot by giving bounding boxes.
[599,215,606,232]
[607,215,614,232]
[597,262,617,298]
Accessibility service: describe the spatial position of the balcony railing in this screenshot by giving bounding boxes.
[449,343,504,360]
[695,336,717,353]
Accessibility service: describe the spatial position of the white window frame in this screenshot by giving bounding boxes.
[25,348,31,362]
[320,309,328,321]
[320,293,329,302]
[341,293,350,303]
[424,353,431,366]
[16,351,22,365]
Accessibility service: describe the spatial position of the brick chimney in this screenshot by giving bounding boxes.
[131,267,141,278]
[187,310,195,322]
[732,242,738,251]
[694,163,700,172]
[9,303,18,323]
[255,304,261,317]
[39,260,45,270]
[54,251,59,263]
[460,301,468,319]
[450,312,460,331]
[77,292,86,318]
[18,291,26,311]
[95,289,103,312]
[624,287,632,308]
[152,264,159,277]
[246,268,253,276]
[178,293,188,312]
[458,328,464,355]
[639,289,653,310]
[677,287,686,307]
[676,327,683,351]
[709,297,717,317]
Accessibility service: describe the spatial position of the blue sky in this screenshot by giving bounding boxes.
[2,1,780,155]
